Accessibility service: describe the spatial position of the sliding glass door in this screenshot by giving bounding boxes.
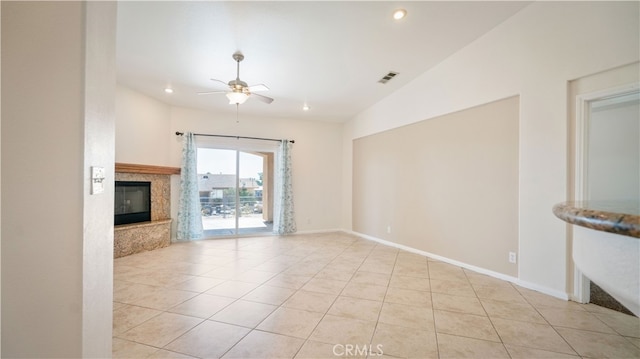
[237,152,270,234]
[197,148,273,236]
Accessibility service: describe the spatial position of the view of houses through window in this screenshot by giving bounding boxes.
[197,148,274,235]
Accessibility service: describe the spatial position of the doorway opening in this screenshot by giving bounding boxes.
[571,79,639,315]
[197,148,274,236]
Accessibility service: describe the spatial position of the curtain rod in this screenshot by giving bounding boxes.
[175,132,294,144]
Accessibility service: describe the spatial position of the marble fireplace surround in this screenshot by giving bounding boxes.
[114,163,180,258]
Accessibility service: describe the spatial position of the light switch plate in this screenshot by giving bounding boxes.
[91,166,106,195]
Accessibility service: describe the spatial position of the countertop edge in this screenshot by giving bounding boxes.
[553,202,640,239]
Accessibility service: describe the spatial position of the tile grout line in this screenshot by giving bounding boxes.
[464,269,513,359]
[518,286,585,357]
[206,235,363,358]
[191,238,312,359]
[364,244,398,355]
[290,237,371,359]
[427,260,442,359]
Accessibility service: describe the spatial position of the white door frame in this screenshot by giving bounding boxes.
[572,82,639,302]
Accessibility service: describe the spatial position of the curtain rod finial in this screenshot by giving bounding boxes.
[175,131,184,136]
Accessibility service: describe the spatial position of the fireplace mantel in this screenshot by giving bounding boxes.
[115,162,181,175]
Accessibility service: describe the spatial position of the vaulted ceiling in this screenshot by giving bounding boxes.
[116,1,530,122]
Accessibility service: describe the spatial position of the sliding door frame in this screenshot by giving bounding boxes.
[196,137,277,237]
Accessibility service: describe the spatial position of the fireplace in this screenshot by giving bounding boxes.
[115,181,151,225]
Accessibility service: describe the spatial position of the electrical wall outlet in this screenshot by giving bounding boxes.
[387,225,391,234]
[508,251,517,264]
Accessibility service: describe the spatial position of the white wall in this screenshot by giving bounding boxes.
[116,85,172,165]
[82,2,117,356]
[115,88,344,238]
[343,2,639,297]
[1,2,116,357]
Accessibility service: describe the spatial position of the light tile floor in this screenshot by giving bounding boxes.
[113,232,640,359]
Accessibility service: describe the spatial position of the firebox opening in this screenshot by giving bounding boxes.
[115,181,151,225]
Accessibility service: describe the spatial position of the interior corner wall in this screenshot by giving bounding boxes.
[343,1,639,296]
[353,96,519,277]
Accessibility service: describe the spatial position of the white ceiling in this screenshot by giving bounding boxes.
[116,1,530,122]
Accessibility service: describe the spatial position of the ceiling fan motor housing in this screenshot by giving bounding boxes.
[228,79,248,90]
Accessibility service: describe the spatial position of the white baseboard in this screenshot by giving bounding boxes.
[345,230,569,301]
[173,228,342,242]
[515,279,569,300]
[294,228,345,235]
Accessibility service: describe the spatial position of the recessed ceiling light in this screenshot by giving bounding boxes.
[393,9,407,20]
[302,104,310,111]
[164,87,174,94]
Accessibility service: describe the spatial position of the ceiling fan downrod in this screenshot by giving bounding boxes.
[233,52,244,81]
[229,52,247,90]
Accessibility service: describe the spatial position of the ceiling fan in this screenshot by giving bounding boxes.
[198,52,274,105]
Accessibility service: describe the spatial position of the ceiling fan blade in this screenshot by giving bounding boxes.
[251,93,274,104]
[197,90,226,95]
[248,84,269,92]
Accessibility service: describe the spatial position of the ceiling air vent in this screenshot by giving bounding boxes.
[378,71,399,84]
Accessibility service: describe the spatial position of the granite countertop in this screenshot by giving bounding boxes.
[553,201,640,238]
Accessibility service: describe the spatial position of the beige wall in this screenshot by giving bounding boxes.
[1,2,116,357]
[353,97,519,276]
[344,1,639,297]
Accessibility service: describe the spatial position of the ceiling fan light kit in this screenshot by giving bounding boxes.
[226,91,248,105]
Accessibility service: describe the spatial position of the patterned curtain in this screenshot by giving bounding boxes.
[177,132,203,240]
[273,140,297,235]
